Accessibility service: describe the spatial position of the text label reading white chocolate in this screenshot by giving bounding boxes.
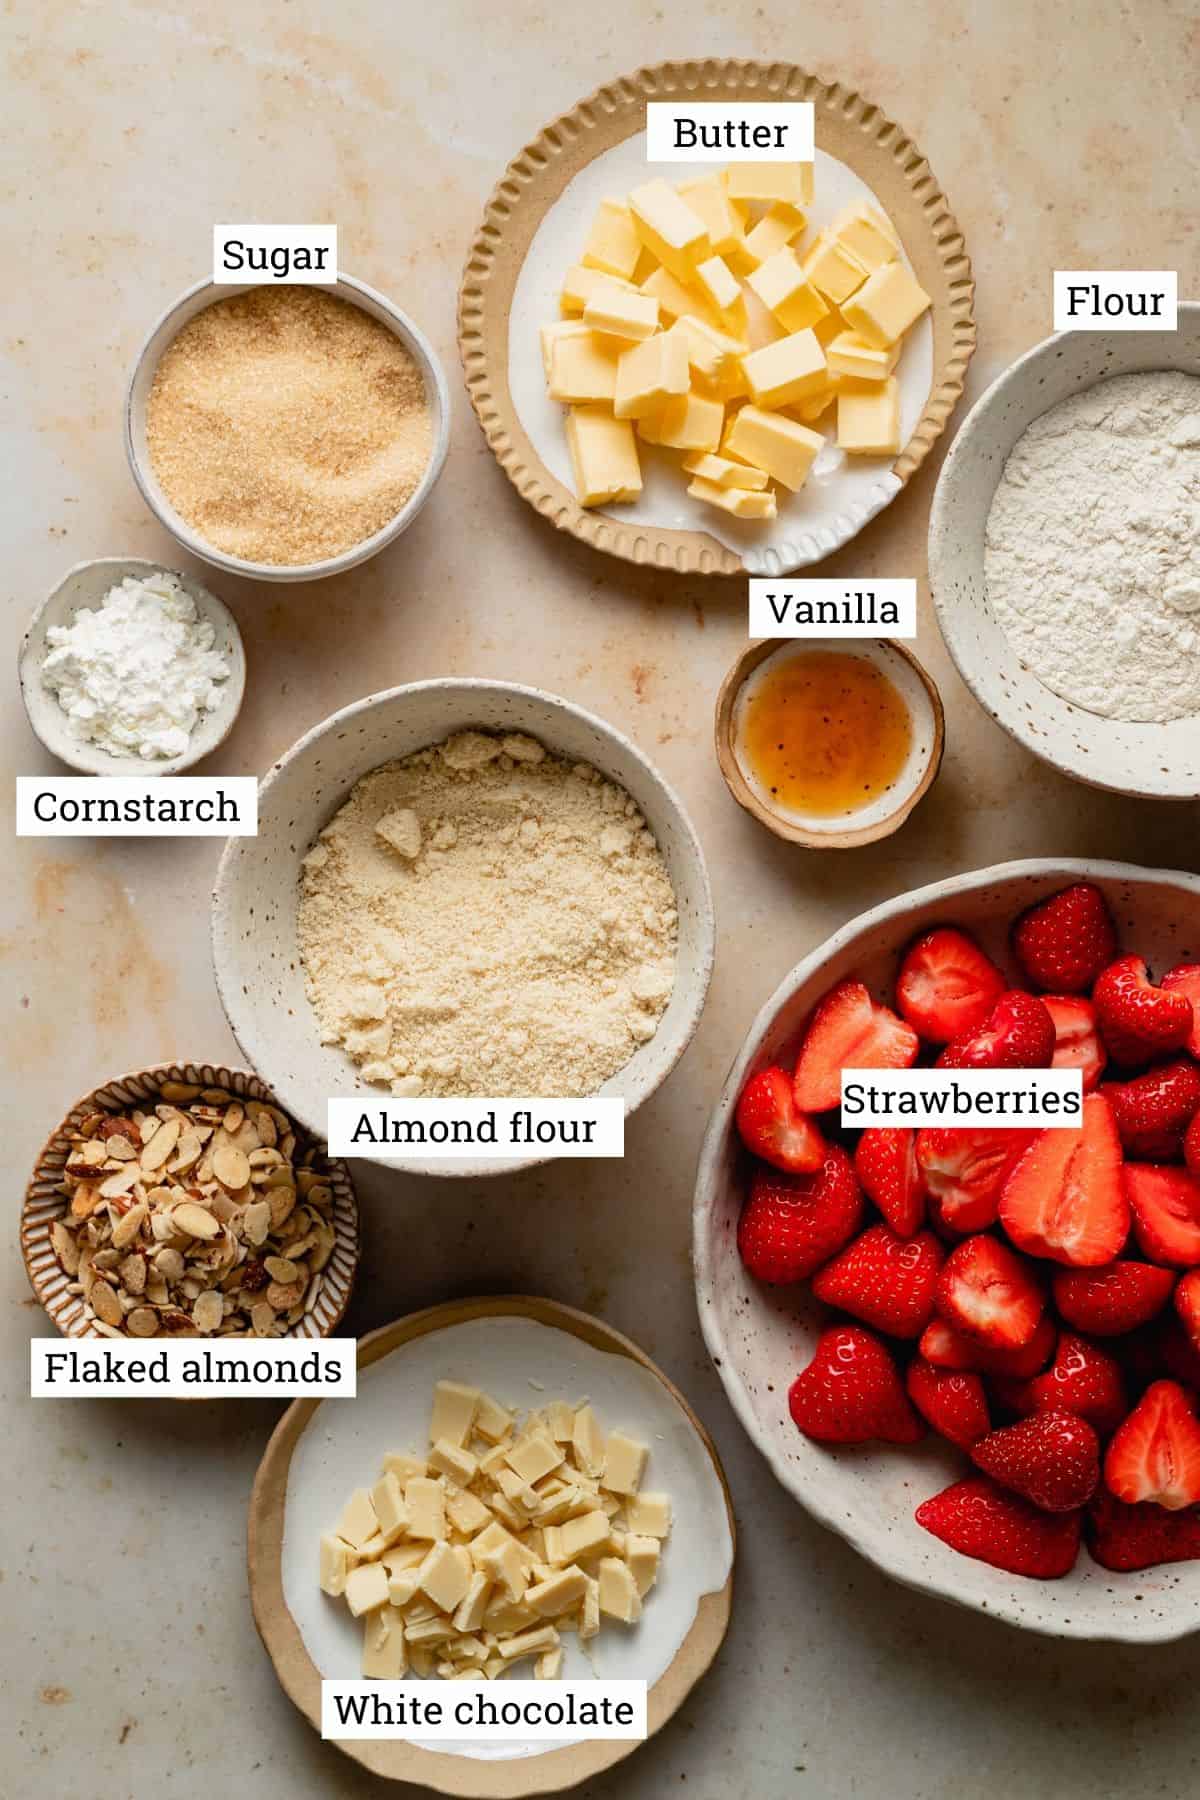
[1052,270,1177,331]
[646,103,814,162]
[748,578,917,640]
[323,1679,647,1739]
[213,223,338,284]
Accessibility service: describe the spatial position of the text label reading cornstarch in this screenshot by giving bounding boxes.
[15,776,257,837]
[646,102,814,162]
[327,1098,625,1160]
[30,1338,356,1399]
[748,579,918,640]
[840,1069,1083,1130]
[213,224,338,284]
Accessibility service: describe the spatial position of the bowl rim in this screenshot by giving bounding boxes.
[693,856,1200,1643]
[212,676,716,1179]
[17,555,247,776]
[123,273,451,583]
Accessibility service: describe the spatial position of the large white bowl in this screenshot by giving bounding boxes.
[694,858,1200,1642]
[928,304,1200,799]
[213,679,714,1178]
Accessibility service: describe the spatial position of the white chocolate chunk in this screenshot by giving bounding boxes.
[601,1432,648,1497]
[597,1556,642,1624]
[405,1476,446,1541]
[430,1381,480,1448]
[625,1492,672,1538]
[345,1561,391,1618]
[572,1405,606,1479]
[429,1438,479,1486]
[362,1604,409,1678]
[418,1540,473,1613]
[319,1533,349,1597]
[337,1488,378,1553]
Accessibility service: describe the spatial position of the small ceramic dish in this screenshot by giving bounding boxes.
[694,857,1200,1643]
[929,302,1200,799]
[714,637,944,847]
[212,679,715,1180]
[248,1295,735,1795]
[125,275,451,583]
[21,1061,359,1343]
[18,557,246,775]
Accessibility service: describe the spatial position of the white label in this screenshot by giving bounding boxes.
[840,1068,1083,1129]
[645,102,813,162]
[748,578,917,639]
[213,223,338,284]
[1053,270,1176,330]
[326,1097,624,1160]
[15,776,257,836]
[322,1679,646,1741]
[30,1337,355,1399]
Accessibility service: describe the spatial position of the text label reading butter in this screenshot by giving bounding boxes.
[645,103,814,163]
[213,224,338,285]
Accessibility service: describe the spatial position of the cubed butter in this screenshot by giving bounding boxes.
[840,260,931,348]
[692,254,744,322]
[740,329,827,408]
[625,1491,672,1538]
[540,318,588,380]
[639,264,721,330]
[560,264,636,315]
[723,162,813,208]
[613,330,689,420]
[673,314,744,387]
[724,405,823,491]
[565,407,643,506]
[546,330,619,403]
[746,247,829,333]
[639,391,724,453]
[837,376,901,454]
[581,198,642,280]
[320,1533,349,1597]
[802,231,871,305]
[686,476,777,520]
[825,329,900,381]
[582,286,660,343]
[831,200,899,272]
[345,1560,391,1618]
[600,1432,649,1497]
[682,451,769,490]
[406,1476,447,1541]
[596,1556,642,1624]
[430,1381,481,1448]
[679,176,746,258]
[740,202,807,269]
[628,178,710,280]
[362,1604,409,1678]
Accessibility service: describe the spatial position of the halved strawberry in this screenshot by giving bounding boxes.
[935,1234,1044,1349]
[1052,1261,1176,1336]
[1016,1330,1128,1437]
[998,1093,1128,1267]
[1087,1487,1200,1572]
[916,1127,1036,1235]
[937,991,1056,1071]
[811,1222,944,1339]
[735,1066,824,1173]
[787,1324,923,1444]
[736,1147,863,1285]
[1174,1268,1200,1351]
[1042,995,1107,1091]
[1157,1317,1200,1389]
[971,1409,1099,1512]
[916,1475,1082,1578]
[1104,1380,1200,1509]
[1161,963,1200,1058]
[792,980,919,1114]
[1104,1059,1200,1162]
[920,1313,1056,1379]
[853,1128,925,1238]
[895,926,1005,1045]
[1185,1111,1200,1182]
[1126,1163,1200,1267]
[1093,955,1194,1066]
[906,1356,990,1447]
[1012,882,1118,994]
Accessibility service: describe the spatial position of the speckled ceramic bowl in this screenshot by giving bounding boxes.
[212,679,715,1179]
[929,304,1200,799]
[694,858,1200,1642]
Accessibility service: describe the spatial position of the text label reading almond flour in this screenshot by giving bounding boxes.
[327,1098,625,1159]
[840,1069,1083,1130]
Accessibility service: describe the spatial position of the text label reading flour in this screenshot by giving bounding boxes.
[213,224,338,284]
[327,1098,625,1160]
[841,1069,1083,1129]
[748,579,917,640]
[30,1338,355,1399]
[1053,270,1177,331]
[15,776,257,837]
[646,102,813,162]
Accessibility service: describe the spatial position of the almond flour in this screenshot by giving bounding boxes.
[296,731,678,1098]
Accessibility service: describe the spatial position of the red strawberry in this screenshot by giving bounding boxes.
[1093,955,1194,1066]
[735,1066,824,1173]
[971,1409,1099,1512]
[1016,1330,1128,1436]
[895,927,1005,1045]
[906,1356,990,1447]
[1175,1268,1200,1350]
[1104,1380,1200,1509]
[1126,1163,1200,1267]
[916,1127,1036,1234]
[811,1223,943,1339]
[1161,963,1200,1057]
[787,1324,923,1444]
[1087,1487,1200,1572]
[1157,1317,1200,1389]
[854,1128,925,1238]
[936,1234,1044,1349]
[792,980,919,1114]
[1104,1059,1200,1161]
[1012,882,1118,994]
[736,1147,863,1285]
[999,1093,1128,1267]
[937,991,1056,1071]
[1052,1261,1176,1336]
[1185,1111,1200,1181]
[916,1475,1081,1578]
[920,1313,1056,1378]
[1042,994,1107,1090]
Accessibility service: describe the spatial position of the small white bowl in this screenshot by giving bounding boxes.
[929,304,1200,799]
[212,679,715,1178]
[125,275,451,584]
[18,556,246,775]
[694,857,1200,1643]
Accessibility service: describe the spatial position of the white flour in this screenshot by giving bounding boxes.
[984,370,1200,722]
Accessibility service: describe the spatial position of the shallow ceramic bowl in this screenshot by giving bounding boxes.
[212,679,715,1179]
[18,557,246,775]
[929,304,1200,799]
[249,1296,735,1794]
[694,858,1200,1642]
[125,275,451,583]
[21,1062,359,1342]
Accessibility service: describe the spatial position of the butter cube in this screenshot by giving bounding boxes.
[740,329,827,408]
[337,1488,378,1553]
[629,178,710,280]
[741,202,807,269]
[547,330,619,403]
[724,405,823,492]
[382,1451,427,1484]
[639,265,720,330]
[319,1533,349,1597]
[345,1560,391,1618]
[673,314,744,387]
[540,319,588,380]
[581,198,642,281]
[560,264,637,315]
[446,1488,493,1537]
[692,254,744,323]
[505,1434,564,1486]
[831,200,899,272]
[418,1540,473,1613]
[679,176,745,258]
[791,376,841,424]
[747,247,829,334]
[624,1533,661,1597]
[724,162,813,208]
[613,330,689,420]
[431,1381,481,1448]
[639,391,724,453]
[601,1432,649,1497]
[428,1438,479,1487]
[625,1491,672,1538]
[596,1556,642,1624]
[840,261,931,348]
[582,286,659,343]
[572,1404,607,1478]
[370,1471,409,1544]
[825,329,900,382]
[837,376,901,454]
[565,407,642,506]
[687,476,777,521]
[405,1476,446,1541]
[536,1647,564,1680]
[454,1570,492,1634]
[802,231,871,305]
[362,1604,409,1679]
[682,451,769,491]
[473,1392,514,1444]
[526,1565,589,1617]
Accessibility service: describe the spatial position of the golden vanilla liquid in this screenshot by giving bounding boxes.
[737,650,913,819]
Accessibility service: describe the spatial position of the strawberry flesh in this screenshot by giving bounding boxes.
[920,1313,1056,1379]
[906,1356,990,1448]
[1104,1379,1200,1510]
[1161,963,1200,1058]
[793,979,919,1115]
[1126,1163,1200,1267]
[1104,1059,1200,1161]
[788,1324,923,1444]
[971,1408,1099,1512]
[1093,954,1193,1066]
[1052,1260,1176,1337]
[999,1092,1128,1267]
[737,1146,863,1285]
[1012,882,1118,994]
[735,1065,825,1173]
[1087,1487,1200,1572]
[1174,1268,1200,1351]
[937,990,1056,1071]
[916,1475,1082,1578]
[811,1222,944,1339]
[1042,994,1107,1090]
[895,926,1005,1045]
[916,1126,1036,1234]
[1187,1112,1200,1182]
[853,1127,926,1238]
[935,1234,1044,1349]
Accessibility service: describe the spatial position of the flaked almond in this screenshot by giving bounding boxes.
[212,1142,251,1190]
[306,1183,334,1211]
[90,1280,123,1327]
[145,1277,170,1306]
[92,1248,120,1271]
[104,1135,137,1162]
[266,1278,305,1311]
[222,1102,245,1134]
[118,1253,146,1295]
[251,1301,276,1336]
[51,1221,79,1273]
[249,1106,277,1147]
[159,1082,201,1103]
[98,1116,136,1142]
[111,1201,148,1249]
[263,1255,300,1283]
[69,1182,103,1220]
[173,1201,220,1241]
[127,1306,159,1337]
[140,1116,181,1172]
[154,1247,185,1281]
[170,1133,202,1175]
[242,1199,272,1245]
[208,1191,238,1224]
[248,1148,283,1170]
[98,1166,139,1199]
[268,1186,296,1231]
[150,1210,178,1243]
[308,1229,335,1274]
[193,1290,224,1333]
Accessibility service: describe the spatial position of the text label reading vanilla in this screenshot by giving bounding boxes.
[840,1068,1083,1129]
[1053,270,1177,331]
[748,579,917,640]
[646,102,813,162]
[30,1337,355,1399]
[213,223,338,284]
[16,776,257,837]
[322,1679,647,1741]
[327,1098,625,1161]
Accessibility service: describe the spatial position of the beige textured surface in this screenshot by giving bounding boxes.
[4,3,1199,1797]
